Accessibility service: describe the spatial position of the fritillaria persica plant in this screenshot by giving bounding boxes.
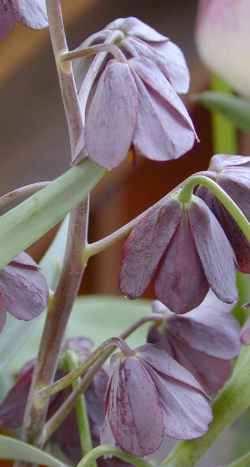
[0,1,250,467]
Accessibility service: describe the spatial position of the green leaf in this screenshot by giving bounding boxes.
[161,345,250,467]
[195,91,250,133]
[0,160,105,270]
[9,295,151,373]
[0,435,69,467]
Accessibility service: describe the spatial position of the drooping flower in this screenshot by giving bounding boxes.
[0,0,48,39]
[0,337,110,465]
[196,154,250,273]
[0,252,49,331]
[102,343,212,457]
[148,292,241,396]
[75,17,197,169]
[196,0,250,97]
[120,194,237,314]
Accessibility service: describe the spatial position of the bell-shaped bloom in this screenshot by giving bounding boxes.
[102,344,212,457]
[120,194,237,314]
[0,337,110,465]
[197,154,250,273]
[148,292,241,396]
[0,252,49,331]
[76,17,197,169]
[0,0,48,39]
[196,0,250,97]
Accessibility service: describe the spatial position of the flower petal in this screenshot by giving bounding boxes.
[151,371,212,439]
[168,336,232,397]
[0,259,49,320]
[131,58,196,161]
[155,212,208,313]
[107,17,167,42]
[106,356,164,456]
[209,154,250,172]
[15,0,48,29]
[0,1,16,39]
[189,196,238,304]
[85,61,138,169]
[151,41,190,94]
[138,344,207,395]
[120,198,181,299]
[168,291,241,358]
[10,252,38,270]
[122,37,190,94]
[0,361,33,429]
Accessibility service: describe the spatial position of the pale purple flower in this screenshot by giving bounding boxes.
[196,0,250,97]
[148,292,241,396]
[102,343,212,457]
[0,0,48,39]
[197,154,250,273]
[120,194,237,314]
[76,17,197,169]
[0,252,49,331]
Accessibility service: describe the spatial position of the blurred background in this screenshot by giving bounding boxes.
[0,1,249,465]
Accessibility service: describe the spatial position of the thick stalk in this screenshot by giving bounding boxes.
[15,1,91,465]
[20,201,89,448]
[46,0,82,155]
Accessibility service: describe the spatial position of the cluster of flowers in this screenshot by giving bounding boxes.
[0,12,250,466]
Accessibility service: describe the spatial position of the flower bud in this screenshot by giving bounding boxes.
[196,0,250,97]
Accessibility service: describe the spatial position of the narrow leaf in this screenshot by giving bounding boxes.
[0,435,68,467]
[0,160,105,270]
[195,91,250,132]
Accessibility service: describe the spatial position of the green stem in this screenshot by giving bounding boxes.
[38,315,162,401]
[76,445,152,467]
[86,172,209,258]
[0,160,105,270]
[161,346,250,467]
[178,175,250,242]
[211,75,237,154]
[64,350,96,466]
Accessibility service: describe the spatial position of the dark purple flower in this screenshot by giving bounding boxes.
[102,343,212,457]
[197,154,250,273]
[76,17,197,169]
[120,194,237,314]
[148,291,241,396]
[0,337,109,465]
[0,252,49,331]
[0,0,48,39]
